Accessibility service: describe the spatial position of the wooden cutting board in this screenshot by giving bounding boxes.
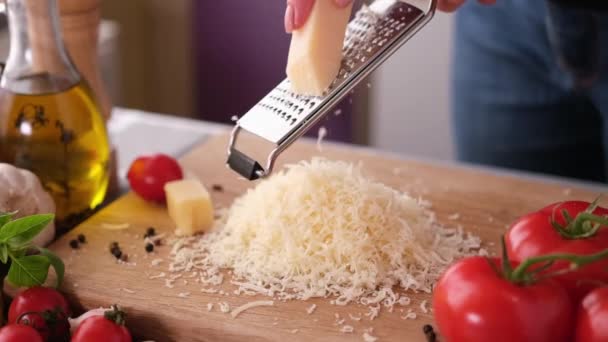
[49,133,602,342]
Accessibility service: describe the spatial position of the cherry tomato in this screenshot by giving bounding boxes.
[8,286,71,341]
[71,313,132,342]
[0,324,43,342]
[127,154,183,202]
[433,256,574,342]
[506,200,608,302]
[576,287,608,342]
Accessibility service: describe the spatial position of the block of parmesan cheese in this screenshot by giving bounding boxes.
[286,0,353,96]
[164,179,214,236]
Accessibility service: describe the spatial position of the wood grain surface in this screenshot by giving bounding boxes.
[48,133,603,342]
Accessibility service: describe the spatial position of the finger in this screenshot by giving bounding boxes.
[285,3,295,33]
[334,0,354,8]
[285,0,316,33]
[437,0,466,12]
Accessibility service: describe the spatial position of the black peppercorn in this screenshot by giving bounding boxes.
[109,242,119,251]
[212,184,224,192]
[69,239,79,249]
[144,227,156,238]
[77,234,86,243]
[145,243,154,253]
[111,247,122,259]
[422,324,436,342]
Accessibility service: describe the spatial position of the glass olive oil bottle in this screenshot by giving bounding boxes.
[0,0,110,231]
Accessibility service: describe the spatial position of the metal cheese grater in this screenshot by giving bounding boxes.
[227,0,437,180]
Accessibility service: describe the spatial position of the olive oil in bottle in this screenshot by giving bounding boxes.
[0,0,110,231]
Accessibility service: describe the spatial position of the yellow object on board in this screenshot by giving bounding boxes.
[286,0,353,96]
[164,179,214,236]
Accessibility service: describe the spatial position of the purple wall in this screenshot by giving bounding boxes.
[193,1,355,142]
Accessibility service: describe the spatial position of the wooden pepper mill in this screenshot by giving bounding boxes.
[57,0,111,121]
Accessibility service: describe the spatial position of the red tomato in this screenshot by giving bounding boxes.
[8,286,71,341]
[0,324,43,342]
[576,287,608,342]
[71,315,132,342]
[506,200,608,301]
[127,154,183,202]
[433,256,574,342]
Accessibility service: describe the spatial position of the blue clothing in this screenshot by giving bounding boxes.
[452,0,608,182]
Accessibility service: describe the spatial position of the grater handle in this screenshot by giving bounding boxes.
[227,125,281,180]
[227,148,264,181]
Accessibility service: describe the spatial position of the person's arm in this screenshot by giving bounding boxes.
[285,0,497,32]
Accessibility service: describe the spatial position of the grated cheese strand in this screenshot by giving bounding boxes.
[306,304,317,315]
[420,300,429,313]
[316,127,328,152]
[100,223,130,230]
[219,302,231,313]
[230,300,275,319]
[348,313,362,321]
[341,325,354,333]
[363,332,378,342]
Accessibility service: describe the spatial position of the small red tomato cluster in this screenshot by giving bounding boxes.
[0,287,132,342]
[127,154,183,203]
[433,199,608,342]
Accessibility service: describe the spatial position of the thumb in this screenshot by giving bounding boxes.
[285,0,315,33]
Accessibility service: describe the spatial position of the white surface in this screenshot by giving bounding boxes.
[369,12,454,160]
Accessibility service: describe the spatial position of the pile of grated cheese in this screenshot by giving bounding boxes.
[169,158,484,309]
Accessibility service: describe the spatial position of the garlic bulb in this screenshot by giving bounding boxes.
[0,163,56,246]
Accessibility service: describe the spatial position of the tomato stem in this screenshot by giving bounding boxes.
[551,197,608,239]
[510,247,608,284]
[104,304,127,326]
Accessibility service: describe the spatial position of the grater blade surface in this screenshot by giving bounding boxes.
[228,0,436,180]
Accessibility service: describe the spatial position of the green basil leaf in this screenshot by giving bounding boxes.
[7,255,50,287]
[0,214,54,246]
[38,248,64,288]
[0,244,7,264]
[0,211,18,229]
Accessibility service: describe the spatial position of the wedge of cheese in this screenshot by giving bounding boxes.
[286,0,353,96]
[164,179,214,236]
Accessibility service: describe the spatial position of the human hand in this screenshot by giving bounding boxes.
[437,0,496,12]
[285,0,353,33]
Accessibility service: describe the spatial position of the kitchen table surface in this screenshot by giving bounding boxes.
[53,116,606,341]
